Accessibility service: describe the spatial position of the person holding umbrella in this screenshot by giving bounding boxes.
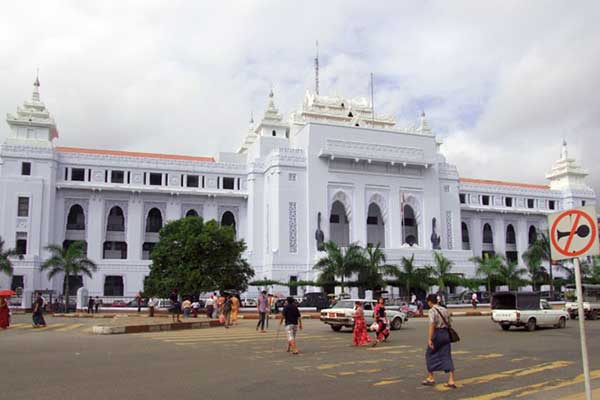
[0,290,15,329]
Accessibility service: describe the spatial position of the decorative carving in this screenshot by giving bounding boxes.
[289,202,297,253]
[431,218,441,250]
[315,212,324,251]
[446,211,453,250]
[330,190,352,222]
[182,203,204,218]
[323,139,425,164]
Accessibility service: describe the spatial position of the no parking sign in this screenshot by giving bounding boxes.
[548,206,600,261]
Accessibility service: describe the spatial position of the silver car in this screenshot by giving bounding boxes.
[320,299,407,332]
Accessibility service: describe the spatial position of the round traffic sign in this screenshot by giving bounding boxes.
[550,209,598,258]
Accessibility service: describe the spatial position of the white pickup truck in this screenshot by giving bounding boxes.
[564,284,600,320]
[491,292,569,331]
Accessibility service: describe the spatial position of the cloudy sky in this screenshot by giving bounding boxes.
[1,1,598,197]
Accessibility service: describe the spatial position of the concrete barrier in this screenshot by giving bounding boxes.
[92,319,222,335]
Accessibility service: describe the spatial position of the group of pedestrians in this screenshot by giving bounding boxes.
[351,297,390,347]
[166,289,241,328]
[86,296,101,314]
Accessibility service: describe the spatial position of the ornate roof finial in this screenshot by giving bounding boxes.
[32,69,41,102]
[269,86,274,98]
[561,138,568,160]
[314,40,320,95]
[250,111,254,124]
[418,110,430,133]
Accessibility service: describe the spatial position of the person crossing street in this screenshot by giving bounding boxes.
[280,297,302,355]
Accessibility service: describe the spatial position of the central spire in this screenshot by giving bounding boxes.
[32,70,40,102]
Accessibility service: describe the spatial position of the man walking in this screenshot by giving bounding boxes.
[256,290,268,333]
[206,294,215,318]
[87,296,95,314]
[471,292,478,310]
[280,297,302,354]
[222,295,232,328]
[32,292,47,328]
[148,296,158,317]
[94,296,101,314]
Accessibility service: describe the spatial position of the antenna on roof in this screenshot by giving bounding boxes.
[314,41,320,95]
[370,72,375,125]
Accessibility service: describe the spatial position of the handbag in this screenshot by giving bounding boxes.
[369,322,379,331]
[434,307,460,343]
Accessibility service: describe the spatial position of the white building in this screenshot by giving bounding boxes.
[0,78,595,300]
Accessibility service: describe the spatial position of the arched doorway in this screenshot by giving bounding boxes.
[330,201,349,247]
[403,205,418,246]
[146,208,163,233]
[482,223,494,257]
[185,209,199,218]
[506,224,518,262]
[461,222,470,250]
[66,205,85,230]
[528,226,537,245]
[107,206,125,232]
[221,211,236,236]
[366,203,385,248]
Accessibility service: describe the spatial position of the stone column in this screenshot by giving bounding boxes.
[470,217,482,259]
[86,195,104,262]
[389,189,402,248]
[127,196,143,260]
[353,184,366,246]
[493,218,506,258]
[516,218,529,265]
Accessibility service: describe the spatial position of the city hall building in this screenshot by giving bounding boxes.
[0,78,595,299]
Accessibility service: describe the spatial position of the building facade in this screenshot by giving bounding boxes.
[0,79,596,299]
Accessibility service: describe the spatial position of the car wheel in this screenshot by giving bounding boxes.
[526,318,536,332]
[557,317,567,329]
[330,325,342,332]
[391,317,402,330]
[501,324,510,331]
[589,311,598,320]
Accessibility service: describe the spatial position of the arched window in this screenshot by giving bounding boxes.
[107,206,125,232]
[221,211,236,235]
[146,208,163,233]
[403,205,418,246]
[329,201,349,247]
[506,224,516,244]
[528,226,537,245]
[185,209,199,218]
[461,222,470,250]
[366,203,385,248]
[272,130,276,137]
[483,223,493,244]
[66,205,85,230]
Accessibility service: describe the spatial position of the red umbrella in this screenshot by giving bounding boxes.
[0,290,16,297]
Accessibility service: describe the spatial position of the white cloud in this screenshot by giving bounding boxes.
[0,1,598,198]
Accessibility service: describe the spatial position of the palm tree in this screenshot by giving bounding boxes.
[314,241,366,294]
[523,232,554,295]
[428,252,455,295]
[522,252,548,291]
[41,241,97,313]
[471,253,504,294]
[495,260,527,290]
[357,244,397,295]
[0,237,16,277]
[399,254,417,297]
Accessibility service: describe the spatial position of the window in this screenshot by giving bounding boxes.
[146,208,163,233]
[459,193,466,204]
[288,173,296,182]
[527,199,535,209]
[104,276,124,296]
[289,276,298,296]
[444,185,450,193]
[149,173,162,186]
[71,168,85,181]
[165,173,169,186]
[127,171,131,184]
[330,214,340,223]
[222,177,235,190]
[142,242,156,260]
[367,216,378,225]
[103,241,127,259]
[87,169,91,181]
[481,195,490,206]
[549,200,556,210]
[187,175,199,188]
[505,197,513,207]
[105,170,108,183]
[64,168,68,180]
[111,170,125,184]
[272,130,276,137]
[16,232,27,255]
[11,275,24,291]
[202,176,205,188]
[582,200,587,206]
[217,177,220,189]
[17,197,29,217]
[21,162,31,176]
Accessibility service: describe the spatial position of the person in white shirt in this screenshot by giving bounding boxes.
[148,297,158,317]
[471,293,478,310]
[206,295,215,319]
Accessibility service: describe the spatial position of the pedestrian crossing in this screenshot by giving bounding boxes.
[2,322,88,333]
[139,321,599,399]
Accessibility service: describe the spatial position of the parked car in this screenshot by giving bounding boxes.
[564,284,600,320]
[320,299,407,332]
[241,298,257,307]
[491,291,569,331]
[299,292,330,311]
[110,300,128,307]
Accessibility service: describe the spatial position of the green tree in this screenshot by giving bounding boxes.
[428,252,455,295]
[356,244,395,294]
[0,237,16,277]
[314,241,365,294]
[495,260,527,290]
[391,254,432,297]
[41,241,97,313]
[523,232,555,295]
[144,217,254,297]
[471,253,504,294]
[522,252,548,291]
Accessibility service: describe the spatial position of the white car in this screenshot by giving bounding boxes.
[320,299,407,332]
[491,292,569,331]
[241,298,257,307]
[564,284,600,320]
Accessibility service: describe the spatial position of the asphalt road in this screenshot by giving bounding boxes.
[1,315,599,400]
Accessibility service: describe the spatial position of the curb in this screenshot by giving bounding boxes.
[92,319,222,335]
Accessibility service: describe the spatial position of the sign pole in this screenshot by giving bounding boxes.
[573,257,592,400]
